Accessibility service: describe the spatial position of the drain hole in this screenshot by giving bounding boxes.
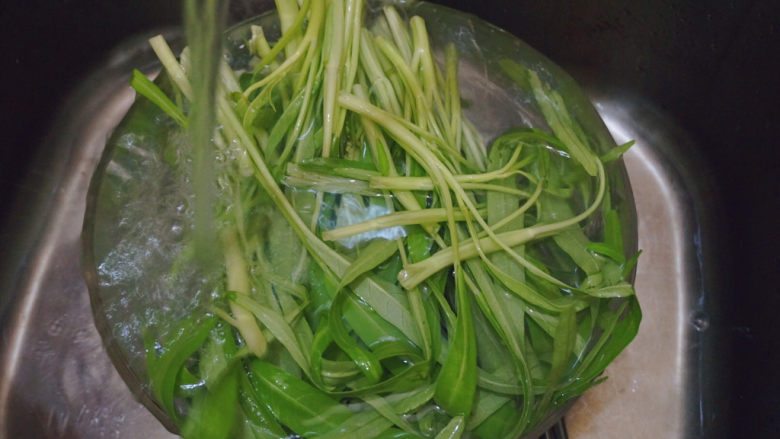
[539,419,568,439]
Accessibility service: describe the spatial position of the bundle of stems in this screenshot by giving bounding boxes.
[126,1,641,438]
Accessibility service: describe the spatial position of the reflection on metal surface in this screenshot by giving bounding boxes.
[0,43,179,439]
[0,56,712,439]
[565,99,698,438]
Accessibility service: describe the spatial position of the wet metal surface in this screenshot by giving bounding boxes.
[565,96,707,438]
[0,69,177,439]
[0,48,715,439]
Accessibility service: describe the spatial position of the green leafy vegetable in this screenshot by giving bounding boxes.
[122,0,643,438]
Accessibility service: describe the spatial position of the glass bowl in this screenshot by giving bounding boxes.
[83,2,638,437]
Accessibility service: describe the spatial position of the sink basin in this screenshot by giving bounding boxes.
[2,0,776,437]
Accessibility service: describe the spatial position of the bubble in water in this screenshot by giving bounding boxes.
[690,310,710,332]
[118,133,140,149]
[48,317,65,336]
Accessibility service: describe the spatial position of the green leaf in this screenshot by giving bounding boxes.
[328,288,384,384]
[621,250,642,280]
[267,90,305,163]
[364,429,423,439]
[486,135,526,280]
[361,394,418,435]
[524,67,598,175]
[498,58,530,91]
[548,307,577,385]
[582,282,635,298]
[180,367,240,439]
[472,401,519,439]
[231,294,311,376]
[310,263,418,354]
[553,228,602,275]
[604,208,625,262]
[130,69,187,127]
[464,261,533,428]
[539,194,603,275]
[467,391,510,430]
[328,358,432,398]
[476,369,523,395]
[483,259,576,313]
[338,238,399,289]
[318,385,433,439]
[435,415,465,439]
[146,316,216,422]
[247,359,353,437]
[406,227,433,264]
[471,296,514,376]
[238,371,286,438]
[434,269,477,417]
[586,242,625,263]
[198,322,238,389]
[600,140,635,164]
[562,298,641,401]
[310,314,334,388]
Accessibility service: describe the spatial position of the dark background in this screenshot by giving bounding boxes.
[1,0,777,436]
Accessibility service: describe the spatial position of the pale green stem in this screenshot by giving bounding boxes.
[369,176,534,197]
[398,160,606,289]
[382,6,412,62]
[322,207,488,242]
[274,0,301,58]
[488,178,544,232]
[529,70,598,176]
[222,227,268,358]
[410,16,436,107]
[445,44,464,163]
[359,30,402,115]
[365,148,522,187]
[322,0,345,157]
[243,0,325,97]
[149,35,193,99]
[250,24,273,56]
[279,50,321,165]
[374,36,429,129]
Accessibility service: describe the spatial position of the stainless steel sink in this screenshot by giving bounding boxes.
[1,0,773,437]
